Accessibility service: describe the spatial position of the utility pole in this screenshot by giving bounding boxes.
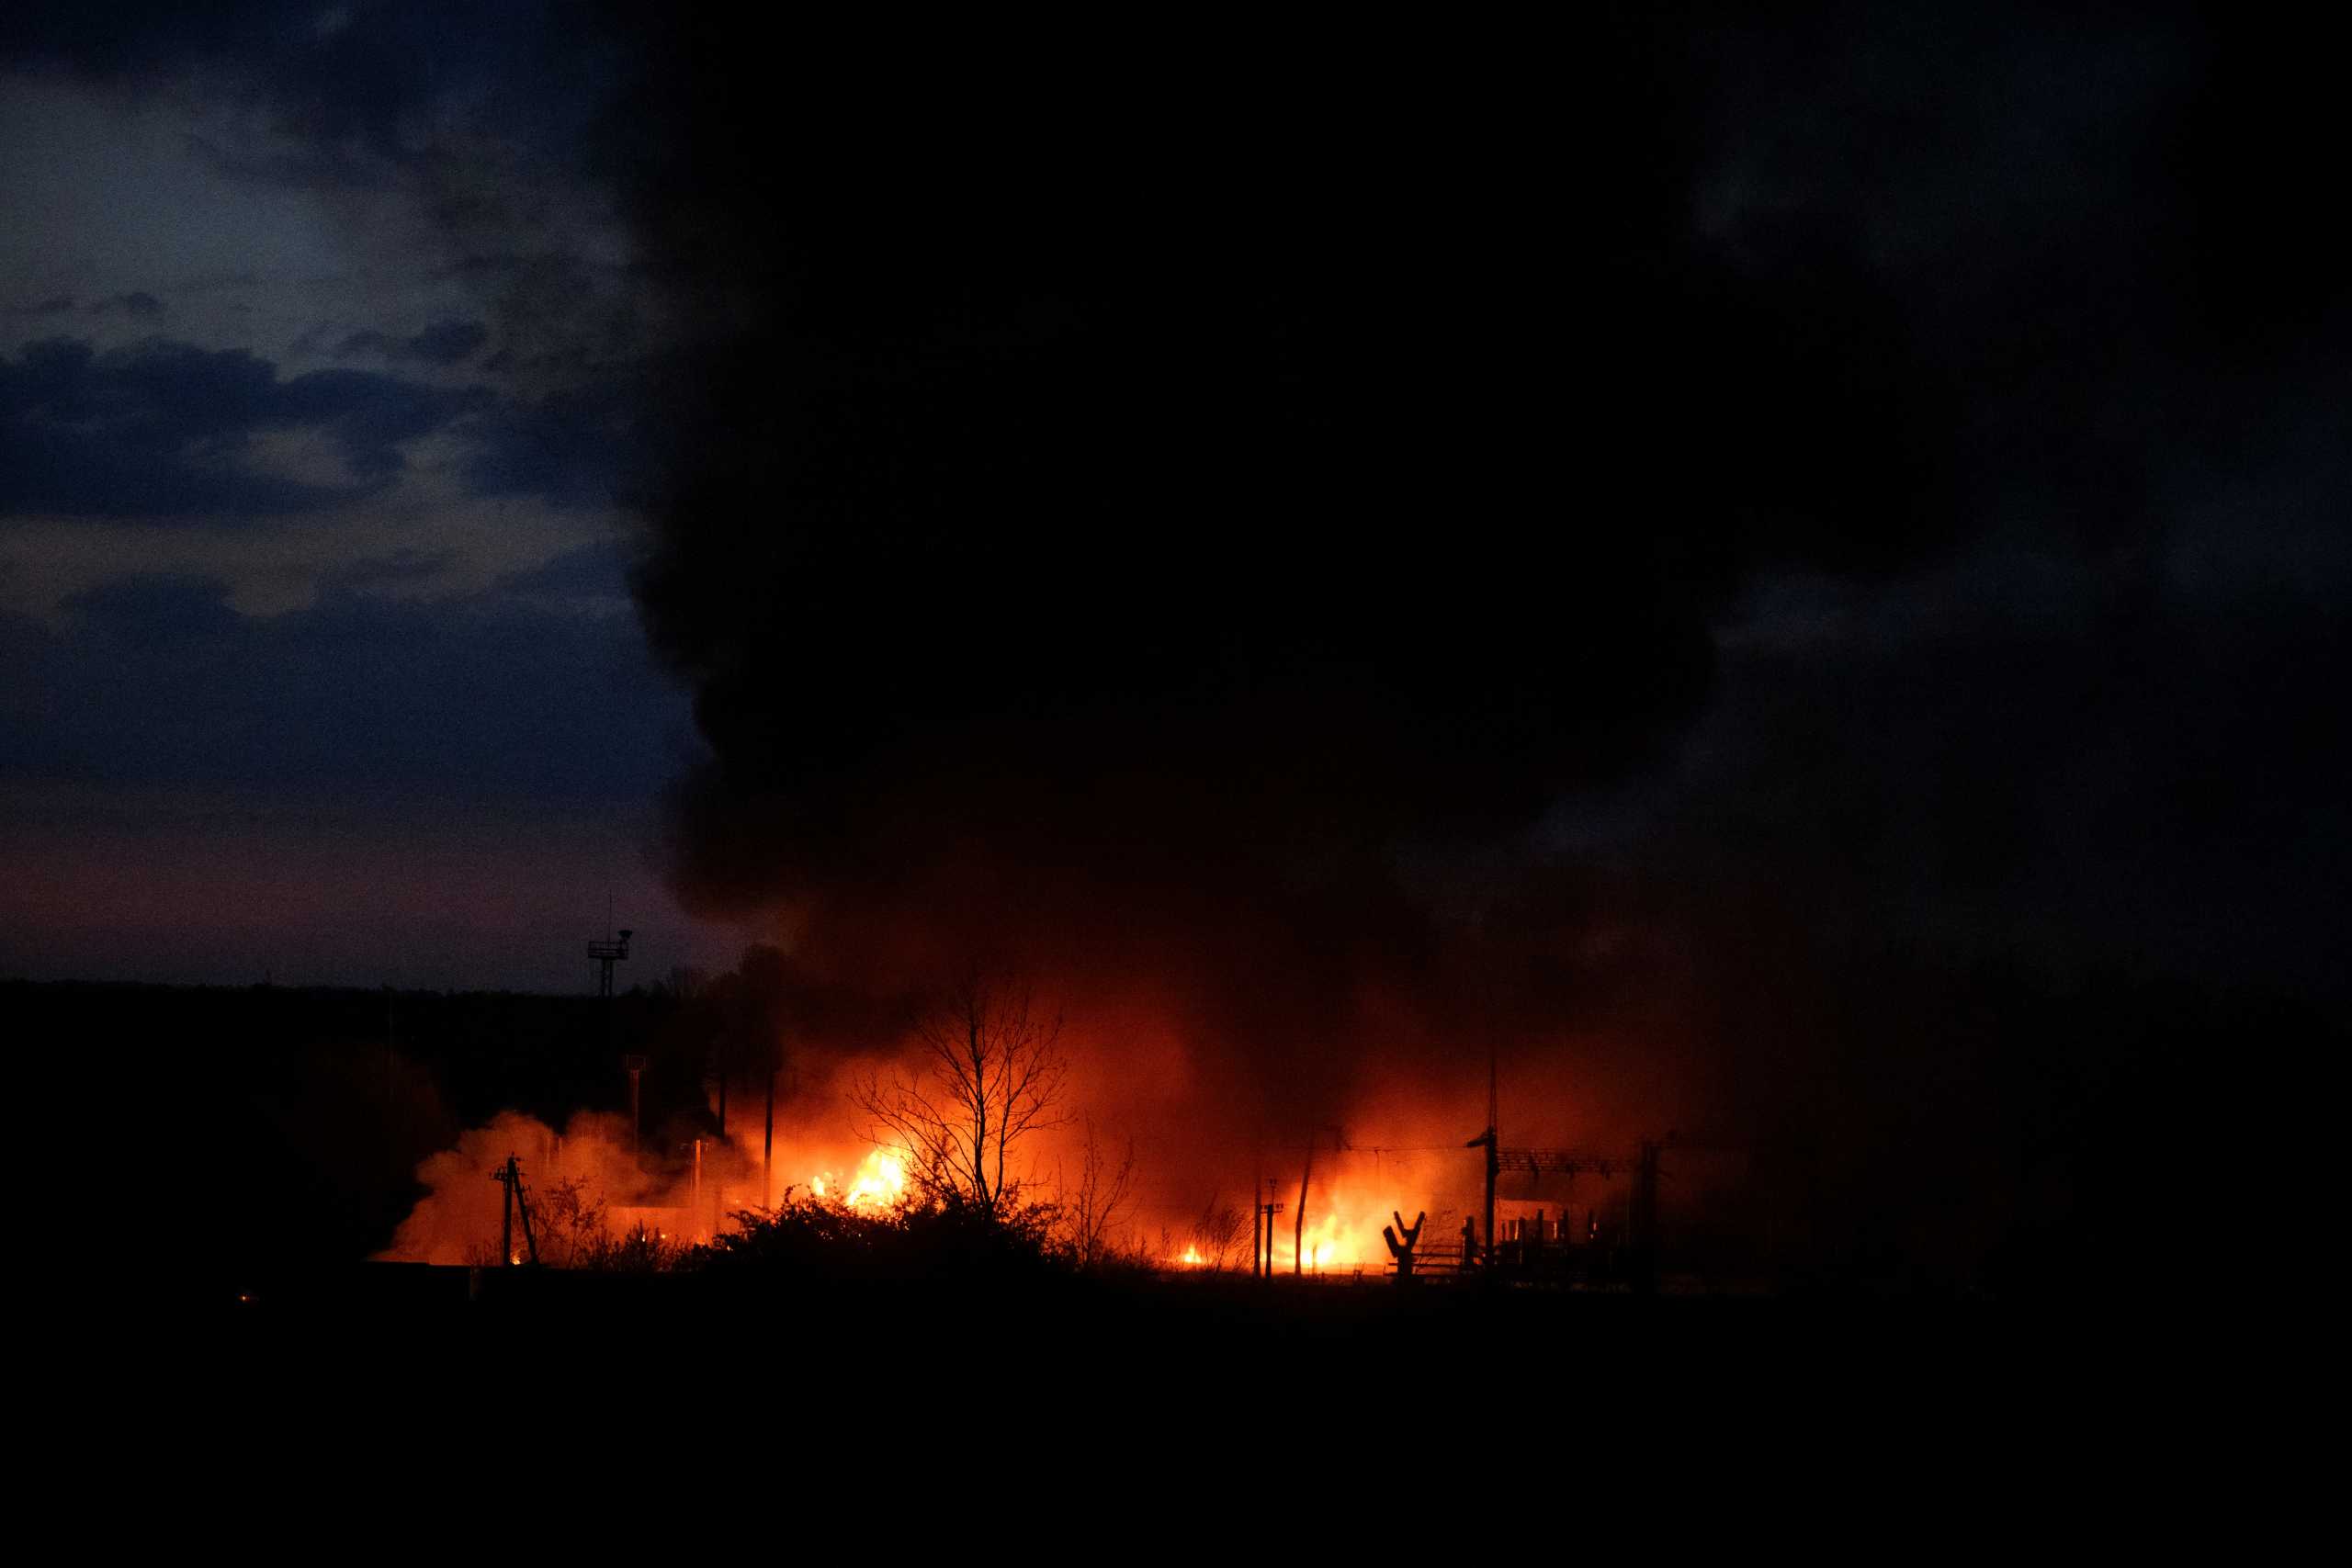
[593,919,636,1159]
[492,1154,538,1266]
[1465,1125,1498,1275]
[1294,1138,1312,1276]
[1468,1041,1499,1274]
[763,1064,776,1209]
[1259,1180,1286,1278]
[515,1158,536,1263]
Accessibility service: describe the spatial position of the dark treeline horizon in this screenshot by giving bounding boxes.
[18,964,775,1281]
[32,938,2342,1300]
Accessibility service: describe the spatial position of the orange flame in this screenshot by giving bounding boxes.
[810,1147,909,1211]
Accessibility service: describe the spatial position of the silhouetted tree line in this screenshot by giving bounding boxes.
[32,928,2340,1300]
[11,950,800,1290]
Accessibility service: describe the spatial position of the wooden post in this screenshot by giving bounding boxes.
[1294,1139,1313,1276]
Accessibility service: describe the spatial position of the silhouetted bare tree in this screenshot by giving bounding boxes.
[529,1174,610,1268]
[855,969,1071,1219]
[1060,1115,1136,1267]
[1189,1195,1250,1271]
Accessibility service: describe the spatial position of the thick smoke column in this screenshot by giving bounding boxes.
[598,25,1965,1116]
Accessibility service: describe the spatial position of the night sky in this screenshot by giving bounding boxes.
[3,5,711,987]
[4,6,2345,1275]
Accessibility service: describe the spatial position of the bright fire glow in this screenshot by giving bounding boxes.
[810,1147,909,1211]
[1276,1190,1420,1274]
[381,1100,1511,1278]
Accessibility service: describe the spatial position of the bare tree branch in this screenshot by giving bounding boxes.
[854,966,1074,1221]
[1061,1114,1137,1268]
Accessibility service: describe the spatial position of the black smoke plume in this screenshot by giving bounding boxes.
[604,28,1943,1033]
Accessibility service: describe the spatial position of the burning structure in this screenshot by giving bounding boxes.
[379,970,1752,1295]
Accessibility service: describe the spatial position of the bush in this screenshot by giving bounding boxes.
[694,1189,1069,1284]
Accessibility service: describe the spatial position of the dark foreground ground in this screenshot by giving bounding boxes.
[220,1259,2139,1384]
[167,1254,2236,1532]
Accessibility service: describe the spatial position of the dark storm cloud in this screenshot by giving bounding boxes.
[325,546,454,591]
[458,376,639,509]
[2,565,684,802]
[1677,541,2348,994]
[2,1,606,177]
[1,328,626,517]
[334,318,488,367]
[87,290,166,319]
[179,130,397,194]
[0,336,486,515]
[491,537,634,603]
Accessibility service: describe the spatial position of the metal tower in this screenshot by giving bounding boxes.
[588,927,633,998]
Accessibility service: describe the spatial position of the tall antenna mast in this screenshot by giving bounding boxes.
[588,916,637,1156]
